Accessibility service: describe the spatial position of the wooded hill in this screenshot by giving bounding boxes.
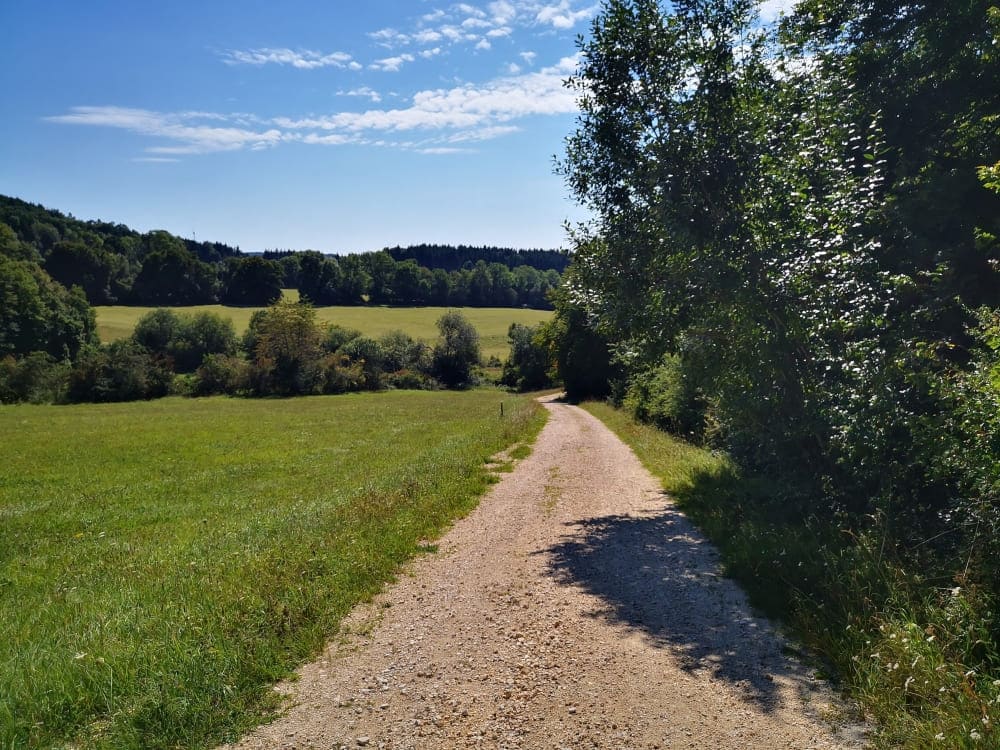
[0,195,561,309]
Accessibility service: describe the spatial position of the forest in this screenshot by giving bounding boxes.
[0,195,561,310]
[506,0,998,743]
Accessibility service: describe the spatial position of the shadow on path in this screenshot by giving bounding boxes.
[541,500,820,713]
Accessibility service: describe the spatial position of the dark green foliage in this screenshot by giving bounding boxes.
[432,311,481,388]
[385,244,569,273]
[67,340,173,403]
[244,301,325,396]
[130,241,218,305]
[43,240,125,304]
[623,355,705,440]
[222,256,284,306]
[339,336,387,390]
[192,353,250,397]
[323,324,362,353]
[562,0,1000,742]
[132,309,237,373]
[539,288,618,402]
[0,254,97,360]
[0,352,70,404]
[500,323,554,392]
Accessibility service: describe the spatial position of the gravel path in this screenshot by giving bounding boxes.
[223,396,866,750]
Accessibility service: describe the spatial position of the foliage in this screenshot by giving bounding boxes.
[0,352,70,404]
[245,300,325,396]
[499,323,555,392]
[431,310,481,388]
[562,0,1000,744]
[66,340,173,403]
[0,391,546,749]
[0,254,97,361]
[132,308,237,373]
[130,240,218,305]
[221,256,284,306]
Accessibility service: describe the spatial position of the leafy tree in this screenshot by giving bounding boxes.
[431,311,481,388]
[221,256,283,306]
[500,323,554,392]
[43,240,122,304]
[0,254,97,360]
[67,340,173,403]
[130,241,218,304]
[297,251,344,305]
[245,300,324,395]
[133,309,237,372]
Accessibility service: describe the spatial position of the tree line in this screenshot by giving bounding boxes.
[0,195,562,309]
[0,298,484,404]
[507,0,999,742]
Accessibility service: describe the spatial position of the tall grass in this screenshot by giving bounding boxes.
[584,402,1000,749]
[1,391,545,749]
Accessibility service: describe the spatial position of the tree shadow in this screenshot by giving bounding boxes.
[540,500,823,713]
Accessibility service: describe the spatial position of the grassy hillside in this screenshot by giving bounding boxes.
[0,391,545,748]
[95,297,553,361]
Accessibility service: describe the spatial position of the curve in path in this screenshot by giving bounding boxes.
[223,396,866,750]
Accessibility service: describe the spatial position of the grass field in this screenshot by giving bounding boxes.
[0,391,545,749]
[94,296,553,362]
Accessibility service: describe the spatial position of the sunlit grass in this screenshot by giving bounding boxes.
[0,391,545,748]
[94,294,552,361]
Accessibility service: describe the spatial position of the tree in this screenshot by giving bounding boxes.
[432,311,481,387]
[221,256,284,306]
[245,300,323,395]
[500,323,554,391]
[0,254,97,360]
[130,242,218,304]
[44,240,122,304]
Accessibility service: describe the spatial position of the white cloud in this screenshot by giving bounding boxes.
[419,47,443,59]
[418,147,471,154]
[47,55,581,157]
[535,1,596,30]
[221,47,355,70]
[475,38,492,50]
[413,29,444,44]
[338,87,383,103]
[46,107,287,154]
[506,62,521,74]
[370,53,415,72]
[487,26,513,38]
[520,51,537,64]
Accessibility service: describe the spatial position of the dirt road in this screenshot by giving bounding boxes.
[224,397,865,749]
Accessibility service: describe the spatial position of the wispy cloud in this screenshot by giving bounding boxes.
[338,87,382,103]
[221,47,360,70]
[46,55,580,157]
[370,53,415,72]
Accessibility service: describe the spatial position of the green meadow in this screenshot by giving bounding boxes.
[94,297,553,362]
[0,391,545,749]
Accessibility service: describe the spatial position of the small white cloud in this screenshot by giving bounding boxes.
[476,38,492,50]
[489,1,517,25]
[221,47,355,69]
[370,53,415,72]
[506,62,521,74]
[422,9,446,22]
[418,147,471,154]
[419,47,443,59]
[462,17,493,29]
[487,26,513,38]
[338,87,383,103]
[535,1,595,30]
[413,29,444,44]
[519,51,537,64]
[455,3,486,18]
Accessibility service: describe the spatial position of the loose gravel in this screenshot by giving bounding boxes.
[222,397,867,750]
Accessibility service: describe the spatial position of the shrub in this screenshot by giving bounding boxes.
[0,352,70,404]
[67,341,173,403]
[500,323,554,392]
[323,324,362,353]
[623,354,706,440]
[193,354,250,397]
[339,336,387,390]
[133,309,237,373]
[432,311,481,388]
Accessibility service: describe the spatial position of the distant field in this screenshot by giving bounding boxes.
[95,295,553,361]
[0,391,545,749]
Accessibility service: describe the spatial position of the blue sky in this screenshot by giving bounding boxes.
[0,0,794,253]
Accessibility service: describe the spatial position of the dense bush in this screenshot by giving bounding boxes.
[431,311,481,388]
[622,355,705,440]
[499,323,554,392]
[133,309,237,373]
[67,341,173,403]
[0,353,70,404]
